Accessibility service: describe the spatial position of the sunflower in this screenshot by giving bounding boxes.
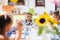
[35,15,47,26]
[35,12,58,35]
[44,12,58,24]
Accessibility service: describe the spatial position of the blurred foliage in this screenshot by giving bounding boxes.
[28,8,34,15]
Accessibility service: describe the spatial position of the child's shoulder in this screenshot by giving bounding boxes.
[0,35,5,40]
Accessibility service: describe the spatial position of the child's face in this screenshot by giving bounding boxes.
[25,14,32,21]
[57,15,60,24]
[5,23,12,32]
[58,20,60,24]
[53,15,59,20]
[58,17,60,24]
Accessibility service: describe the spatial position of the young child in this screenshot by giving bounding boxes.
[0,15,12,40]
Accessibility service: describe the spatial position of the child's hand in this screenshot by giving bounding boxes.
[16,20,23,30]
[15,20,23,40]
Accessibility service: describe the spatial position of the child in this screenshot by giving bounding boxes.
[0,15,12,40]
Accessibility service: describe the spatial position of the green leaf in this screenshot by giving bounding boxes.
[53,27,59,35]
[38,26,44,35]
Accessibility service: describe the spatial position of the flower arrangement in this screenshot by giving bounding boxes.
[35,11,60,35]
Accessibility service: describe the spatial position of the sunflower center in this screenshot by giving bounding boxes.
[39,18,45,24]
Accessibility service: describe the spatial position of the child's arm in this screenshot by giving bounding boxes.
[14,21,23,40]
